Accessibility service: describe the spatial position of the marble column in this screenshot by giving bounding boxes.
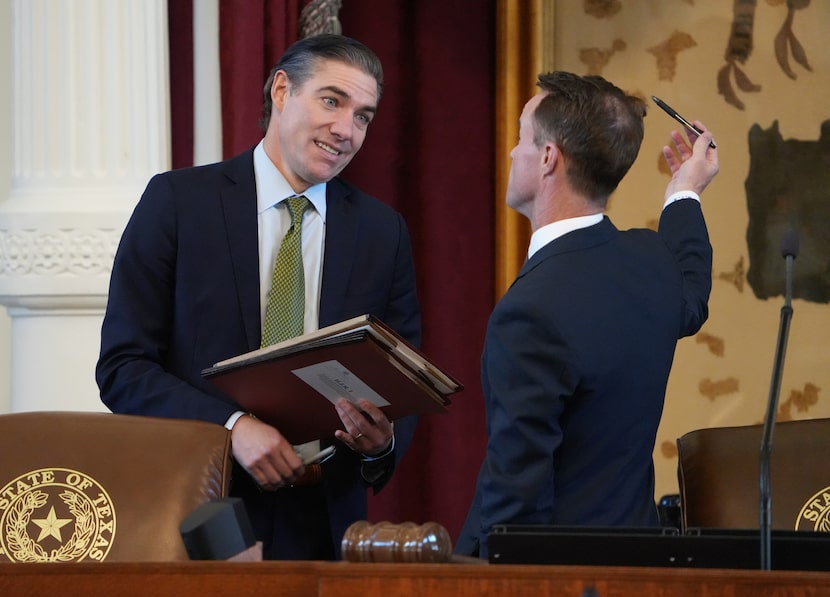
[0,0,170,411]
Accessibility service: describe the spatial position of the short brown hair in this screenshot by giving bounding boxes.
[534,72,646,205]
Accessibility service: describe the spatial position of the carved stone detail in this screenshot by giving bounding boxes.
[0,227,120,277]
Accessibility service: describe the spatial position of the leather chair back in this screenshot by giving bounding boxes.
[677,418,830,532]
[0,411,231,562]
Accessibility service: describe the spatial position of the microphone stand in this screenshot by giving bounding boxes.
[759,251,795,571]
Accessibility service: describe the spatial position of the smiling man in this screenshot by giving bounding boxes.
[96,35,421,560]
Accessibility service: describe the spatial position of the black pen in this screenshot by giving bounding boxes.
[651,96,716,149]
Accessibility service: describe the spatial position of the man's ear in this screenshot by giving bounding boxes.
[271,70,290,113]
[540,142,559,176]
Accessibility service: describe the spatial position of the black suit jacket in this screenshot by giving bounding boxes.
[97,148,421,559]
[457,199,712,558]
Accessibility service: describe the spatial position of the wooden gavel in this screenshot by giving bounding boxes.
[341,520,453,563]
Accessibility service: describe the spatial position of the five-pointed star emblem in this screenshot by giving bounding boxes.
[32,506,72,542]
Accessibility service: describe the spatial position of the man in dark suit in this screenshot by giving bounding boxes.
[96,35,420,560]
[456,72,720,558]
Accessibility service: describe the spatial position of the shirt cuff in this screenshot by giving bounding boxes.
[224,410,247,430]
[663,191,701,209]
[360,434,396,485]
[361,434,395,461]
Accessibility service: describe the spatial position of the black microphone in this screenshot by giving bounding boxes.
[780,228,801,260]
[759,228,799,570]
[780,228,800,303]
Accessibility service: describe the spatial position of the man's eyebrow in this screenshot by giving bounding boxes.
[316,84,377,114]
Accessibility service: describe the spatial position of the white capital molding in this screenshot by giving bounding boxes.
[0,224,121,312]
[0,226,118,277]
[0,190,139,311]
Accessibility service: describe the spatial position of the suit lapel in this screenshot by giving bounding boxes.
[319,179,357,327]
[219,150,261,350]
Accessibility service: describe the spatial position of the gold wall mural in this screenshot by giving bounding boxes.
[499,0,830,500]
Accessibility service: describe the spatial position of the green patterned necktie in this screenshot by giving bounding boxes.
[261,195,311,347]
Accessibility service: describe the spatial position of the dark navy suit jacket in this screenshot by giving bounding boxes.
[457,199,712,558]
[96,148,421,559]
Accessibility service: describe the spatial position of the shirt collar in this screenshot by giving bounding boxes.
[253,141,327,222]
[527,213,604,259]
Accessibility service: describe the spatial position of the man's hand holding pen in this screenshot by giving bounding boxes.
[662,122,719,199]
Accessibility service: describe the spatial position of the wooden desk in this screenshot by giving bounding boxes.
[2,561,830,597]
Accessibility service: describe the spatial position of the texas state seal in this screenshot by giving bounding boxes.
[795,486,830,532]
[0,468,116,562]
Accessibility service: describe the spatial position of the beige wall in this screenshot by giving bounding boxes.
[550,1,830,499]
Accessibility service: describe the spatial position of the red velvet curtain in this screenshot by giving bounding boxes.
[218,0,303,158]
[168,0,194,169]
[168,0,495,543]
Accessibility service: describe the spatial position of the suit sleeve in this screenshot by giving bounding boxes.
[95,173,239,425]
[475,292,577,557]
[658,199,713,337]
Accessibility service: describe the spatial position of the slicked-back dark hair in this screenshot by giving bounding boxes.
[258,34,384,132]
[533,72,646,205]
